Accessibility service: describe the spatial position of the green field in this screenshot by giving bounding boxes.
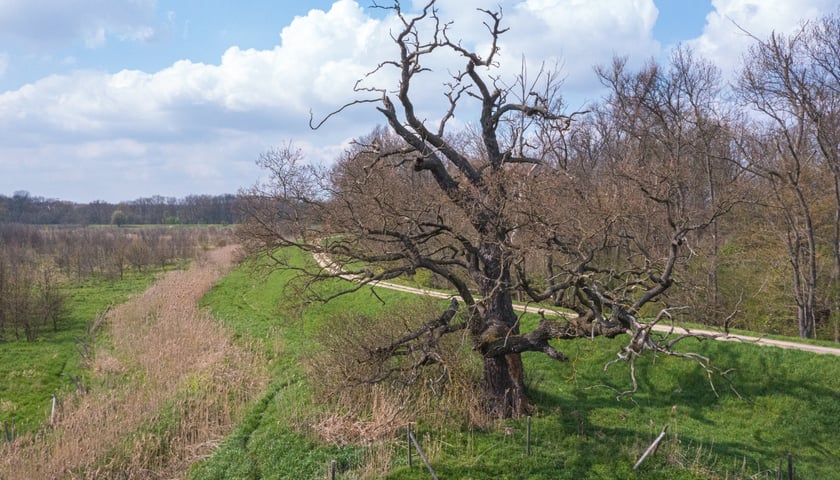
[189,249,840,479]
[4,246,839,478]
[0,272,156,436]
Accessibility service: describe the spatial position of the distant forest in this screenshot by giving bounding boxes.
[0,191,240,225]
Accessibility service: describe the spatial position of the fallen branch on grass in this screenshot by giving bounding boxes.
[633,424,669,470]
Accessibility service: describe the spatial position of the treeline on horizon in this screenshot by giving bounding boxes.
[0,191,241,225]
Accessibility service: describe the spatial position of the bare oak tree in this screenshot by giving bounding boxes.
[592,47,744,328]
[240,1,734,417]
[736,11,840,338]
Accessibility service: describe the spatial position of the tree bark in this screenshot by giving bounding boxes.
[473,247,529,416]
[482,353,527,417]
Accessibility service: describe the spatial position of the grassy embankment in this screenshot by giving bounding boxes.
[190,248,840,479]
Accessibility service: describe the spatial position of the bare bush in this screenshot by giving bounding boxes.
[304,296,490,441]
[0,225,234,341]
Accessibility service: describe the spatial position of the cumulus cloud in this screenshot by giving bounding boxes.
[0,0,394,201]
[0,1,392,142]
[0,0,661,151]
[687,0,840,80]
[508,0,659,80]
[1,0,838,202]
[0,0,158,49]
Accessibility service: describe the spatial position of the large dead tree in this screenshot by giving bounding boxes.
[239,1,735,417]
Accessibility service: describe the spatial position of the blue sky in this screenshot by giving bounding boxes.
[0,0,837,203]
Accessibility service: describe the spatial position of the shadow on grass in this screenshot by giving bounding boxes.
[510,335,840,479]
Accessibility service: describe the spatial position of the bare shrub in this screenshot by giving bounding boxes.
[303,296,489,448]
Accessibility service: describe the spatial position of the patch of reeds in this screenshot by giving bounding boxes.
[0,245,268,479]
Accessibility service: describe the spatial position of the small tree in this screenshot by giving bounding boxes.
[111,209,128,227]
[35,263,66,332]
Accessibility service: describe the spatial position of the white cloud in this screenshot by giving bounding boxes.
[687,0,840,80]
[1,0,838,202]
[506,0,660,103]
[0,0,395,144]
[0,0,393,201]
[0,0,662,139]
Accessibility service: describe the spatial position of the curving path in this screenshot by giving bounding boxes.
[313,252,840,357]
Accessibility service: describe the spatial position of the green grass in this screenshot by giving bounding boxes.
[377,331,840,479]
[188,249,395,479]
[192,249,840,479]
[0,272,157,435]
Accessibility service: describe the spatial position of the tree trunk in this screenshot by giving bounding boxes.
[783,179,819,340]
[797,187,819,340]
[832,174,840,342]
[476,296,529,417]
[482,353,527,417]
[705,151,720,326]
[474,241,528,417]
[798,303,816,339]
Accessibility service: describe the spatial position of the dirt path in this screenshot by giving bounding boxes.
[314,252,840,357]
[2,245,267,480]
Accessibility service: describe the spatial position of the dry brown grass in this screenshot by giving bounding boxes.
[308,385,406,447]
[0,245,269,480]
[301,296,491,478]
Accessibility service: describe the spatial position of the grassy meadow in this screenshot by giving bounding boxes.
[0,271,156,435]
[3,243,839,478]
[189,249,840,479]
[1,245,267,479]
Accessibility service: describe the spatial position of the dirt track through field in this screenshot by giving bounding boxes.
[1,245,268,480]
[313,252,840,357]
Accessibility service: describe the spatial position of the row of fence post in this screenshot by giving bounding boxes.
[325,418,798,479]
[328,417,534,479]
[4,405,802,480]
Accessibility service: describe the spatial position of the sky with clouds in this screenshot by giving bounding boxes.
[1,0,838,203]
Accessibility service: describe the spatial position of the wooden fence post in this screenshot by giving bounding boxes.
[408,430,439,480]
[330,459,336,480]
[633,424,668,470]
[407,423,413,468]
[50,394,57,425]
[787,453,794,480]
[526,416,532,456]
